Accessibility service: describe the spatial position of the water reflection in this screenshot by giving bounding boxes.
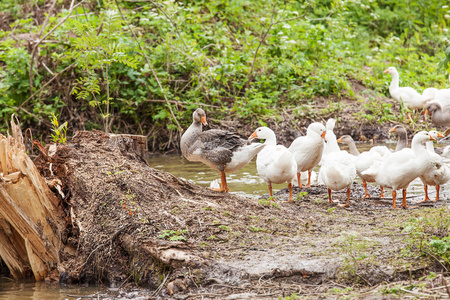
[0,279,151,300]
[0,279,106,300]
[147,154,268,198]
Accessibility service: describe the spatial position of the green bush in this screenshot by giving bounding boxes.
[0,0,449,145]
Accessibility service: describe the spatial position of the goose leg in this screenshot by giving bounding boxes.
[433,185,440,202]
[287,182,293,202]
[380,186,384,198]
[305,171,312,187]
[392,190,397,209]
[297,172,303,188]
[362,181,370,198]
[338,188,351,207]
[268,183,273,199]
[327,188,333,203]
[415,185,431,203]
[211,171,230,192]
[400,188,417,209]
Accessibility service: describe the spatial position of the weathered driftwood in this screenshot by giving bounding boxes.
[0,117,66,280]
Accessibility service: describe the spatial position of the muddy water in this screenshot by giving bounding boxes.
[0,279,150,299]
[147,141,450,200]
[0,279,105,300]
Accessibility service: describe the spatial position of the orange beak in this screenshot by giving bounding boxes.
[437,132,444,138]
[424,109,430,116]
[249,131,258,140]
[383,69,389,74]
[336,137,342,143]
[201,116,207,126]
[321,131,327,139]
[429,134,436,141]
[389,127,396,133]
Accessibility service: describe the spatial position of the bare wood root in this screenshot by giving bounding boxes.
[119,233,207,269]
[0,117,66,280]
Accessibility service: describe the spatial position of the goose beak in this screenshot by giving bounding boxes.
[201,116,208,126]
[424,109,430,115]
[321,131,327,139]
[437,132,445,138]
[383,69,389,74]
[249,131,258,140]
[336,137,342,143]
[429,134,436,141]
[389,127,396,132]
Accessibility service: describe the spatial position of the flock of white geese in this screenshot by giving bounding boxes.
[180,67,450,209]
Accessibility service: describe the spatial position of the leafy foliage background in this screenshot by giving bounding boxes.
[0,0,449,149]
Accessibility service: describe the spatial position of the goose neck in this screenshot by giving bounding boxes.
[411,139,428,156]
[347,141,360,156]
[425,141,435,153]
[389,71,400,90]
[264,137,277,147]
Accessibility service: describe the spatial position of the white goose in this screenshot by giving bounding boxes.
[417,130,450,202]
[249,127,297,202]
[384,66,432,114]
[321,118,336,159]
[319,131,356,207]
[362,131,434,209]
[181,108,265,192]
[289,123,326,187]
[337,135,389,198]
[422,74,450,107]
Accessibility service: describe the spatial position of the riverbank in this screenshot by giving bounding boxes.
[32,130,450,299]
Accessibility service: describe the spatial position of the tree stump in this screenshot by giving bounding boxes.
[0,117,66,280]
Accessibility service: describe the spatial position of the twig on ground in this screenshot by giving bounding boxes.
[442,272,450,297]
[152,271,171,296]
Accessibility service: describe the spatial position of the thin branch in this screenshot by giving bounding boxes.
[422,250,449,272]
[38,0,58,37]
[41,62,55,76]
[152,271,171,296]
[122,0,189,51]
[147,0,189,50]
[272,15,303,26]
[145,99,220,108]
[114,0,182,135]
[13,105,53,127]
[246,4,277,88]
[20,62,77,108]
[29,0,59,95]
[245,7,334,88]
[29,0,85,96]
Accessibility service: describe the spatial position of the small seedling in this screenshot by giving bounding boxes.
[258,198,280,209]
[158,230,188,242]
[248,226,266,232]
[218,225,231,232]
[296,191,308,201]
[50,113,68,144]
